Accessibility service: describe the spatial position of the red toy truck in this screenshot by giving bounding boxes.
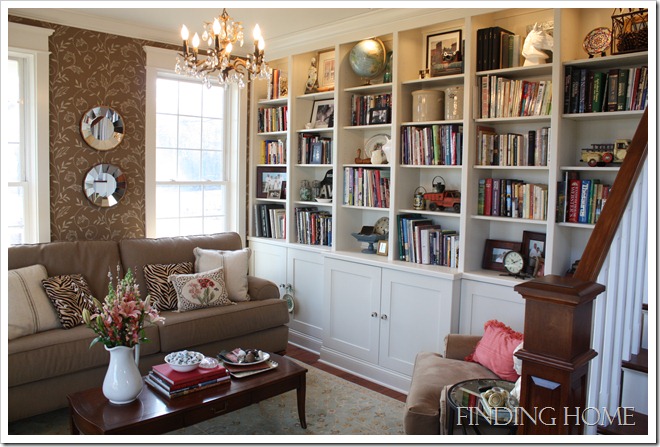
[424,190,461,212]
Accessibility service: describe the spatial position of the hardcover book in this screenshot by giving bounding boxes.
[152,363,229,391]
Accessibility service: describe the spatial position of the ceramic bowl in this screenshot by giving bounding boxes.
[165,350,204,372]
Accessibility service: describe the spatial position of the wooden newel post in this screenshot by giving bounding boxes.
[513,274,605,435]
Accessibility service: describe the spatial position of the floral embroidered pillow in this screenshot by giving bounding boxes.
[168,267,234,312]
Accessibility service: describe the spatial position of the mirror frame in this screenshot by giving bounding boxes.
[80,106,125,151]
[83,163,127,207]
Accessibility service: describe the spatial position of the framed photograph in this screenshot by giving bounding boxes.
[256,166,287,199]
[522,231,546,275]
[482,239,522,272]
[369,107,391,125]
[426,29,463,77]
[317,49,335,91]
[377,240,389,256]
[311,99,334,129]
[311,142,323,164]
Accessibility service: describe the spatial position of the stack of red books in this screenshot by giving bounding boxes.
[146,363,230,398]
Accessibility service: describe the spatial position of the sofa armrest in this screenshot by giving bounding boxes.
[247,276,280,301]
[444,334,482,360]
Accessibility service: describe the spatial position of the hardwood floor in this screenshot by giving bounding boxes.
[284,344,407,403]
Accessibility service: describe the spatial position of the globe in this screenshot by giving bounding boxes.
[349,38,386,83]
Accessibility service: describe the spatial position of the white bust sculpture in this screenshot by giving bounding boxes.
[522,23,554,66]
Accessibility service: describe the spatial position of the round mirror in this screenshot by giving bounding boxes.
[80,106,125,151]
[83,163,127,207]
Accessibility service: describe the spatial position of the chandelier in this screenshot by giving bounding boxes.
[175,8,270,88]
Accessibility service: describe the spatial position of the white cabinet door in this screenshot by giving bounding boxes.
[379,269,460,375]
[323,258,381,364]
[459,279,525,334]
[287,248,324,340]
[249,240,287,297]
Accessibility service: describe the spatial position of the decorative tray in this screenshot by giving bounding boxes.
[225,360,278,378]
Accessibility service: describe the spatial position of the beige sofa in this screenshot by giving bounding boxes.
[403,334,500,435]
[7,232,289,422]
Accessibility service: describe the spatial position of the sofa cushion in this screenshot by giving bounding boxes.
[41,274,97,329]
[8,240,121,299]
[119,233,244,301]
[7,323,161,387]
[169,267,233,312]
[156,299,289,353]
[466,320,523,381]
[404,352,498,435]
[144,262,193,311]
[8,264,61,340]
[194,247,251,302]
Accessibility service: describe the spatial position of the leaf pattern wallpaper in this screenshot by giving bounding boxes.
[9,16,176,241]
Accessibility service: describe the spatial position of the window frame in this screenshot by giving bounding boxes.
[6,23,53,244]
[144,46,247,239]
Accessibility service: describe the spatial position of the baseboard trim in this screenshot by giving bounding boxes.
[288,331,322,355]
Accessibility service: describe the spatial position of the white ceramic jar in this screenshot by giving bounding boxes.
[411,90,444,122]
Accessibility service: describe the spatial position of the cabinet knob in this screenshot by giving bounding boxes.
[380,314,388,320]
[371,312,378,318]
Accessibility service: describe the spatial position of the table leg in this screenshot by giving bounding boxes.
[448,407,455,435]
[69,410,80,435]
[296,375,307,429]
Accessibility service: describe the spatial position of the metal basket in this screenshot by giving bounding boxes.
[611,8,648,54]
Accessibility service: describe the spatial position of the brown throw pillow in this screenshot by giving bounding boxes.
[144,262,193,311]
[41,274,97,329]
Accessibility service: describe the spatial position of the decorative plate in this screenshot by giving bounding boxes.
[220,352,271,366]
[315,197,332,203]
[373,216,389,235]
[364,134,391,158]
[283,293,295,313]
[583,27,611,56]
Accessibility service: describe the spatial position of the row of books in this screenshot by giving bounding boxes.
[350,93,392,126]
[400,124,463,166]
[145,362,230,399]
[343,167,390,208]
[476,26,521,72]
[254,204,286,239]
[257,105,288,133]
[557,172,611,224]
[396,214,459,267]
[477,178,548,220]
[476,126,549,167]
[480,76,552,119]
[259,139,286,165]
[297,134,332,164]
[295,207,332,246]
[266,68,287,100]
[563,66,648,114]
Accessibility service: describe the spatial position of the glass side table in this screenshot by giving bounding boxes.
[447,378,517,435]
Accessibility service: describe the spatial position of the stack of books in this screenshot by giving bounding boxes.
[146,363,230,399]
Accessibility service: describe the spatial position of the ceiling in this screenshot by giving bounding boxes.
[8,5,379,54]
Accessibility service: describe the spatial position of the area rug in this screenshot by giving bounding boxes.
[7,360,406,437]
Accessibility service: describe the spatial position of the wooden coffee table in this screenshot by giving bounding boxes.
[67,353,307,435]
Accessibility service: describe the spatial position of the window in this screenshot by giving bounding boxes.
[6,23,52,244]
[154,76,230,237]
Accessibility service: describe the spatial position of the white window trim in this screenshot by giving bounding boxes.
[7,22,53,243]
[143,46,246,239]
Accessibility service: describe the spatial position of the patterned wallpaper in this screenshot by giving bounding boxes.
[9,16,175,241]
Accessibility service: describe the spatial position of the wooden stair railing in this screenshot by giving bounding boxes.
[513,109,648,435]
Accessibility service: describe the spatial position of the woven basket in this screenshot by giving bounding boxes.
[611,8,648,54]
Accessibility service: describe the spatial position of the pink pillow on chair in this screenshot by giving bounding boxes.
[465,320,524,381]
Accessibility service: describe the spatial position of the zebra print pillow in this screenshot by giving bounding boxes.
[143,262,193,311]
[41,274,97,329]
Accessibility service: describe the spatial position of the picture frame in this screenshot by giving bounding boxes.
[426,29,463,77]
[482,239,522,272]
[311,142,323,164]
[256,166,287,199]
[310,99,334,129]
[369,107,391,125]
[317,49,335,91]
[522,231,546,275]
[377,240,389,256]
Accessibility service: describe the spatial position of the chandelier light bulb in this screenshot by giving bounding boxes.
[258,37,265,51]
[253,24,262,41]
[213,18,221,35]
[226,42,233,54]
[181,25,189,40]
[192,32,200,50]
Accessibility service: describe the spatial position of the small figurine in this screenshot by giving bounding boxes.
[305,57,319,93]
[522,23,554,66]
